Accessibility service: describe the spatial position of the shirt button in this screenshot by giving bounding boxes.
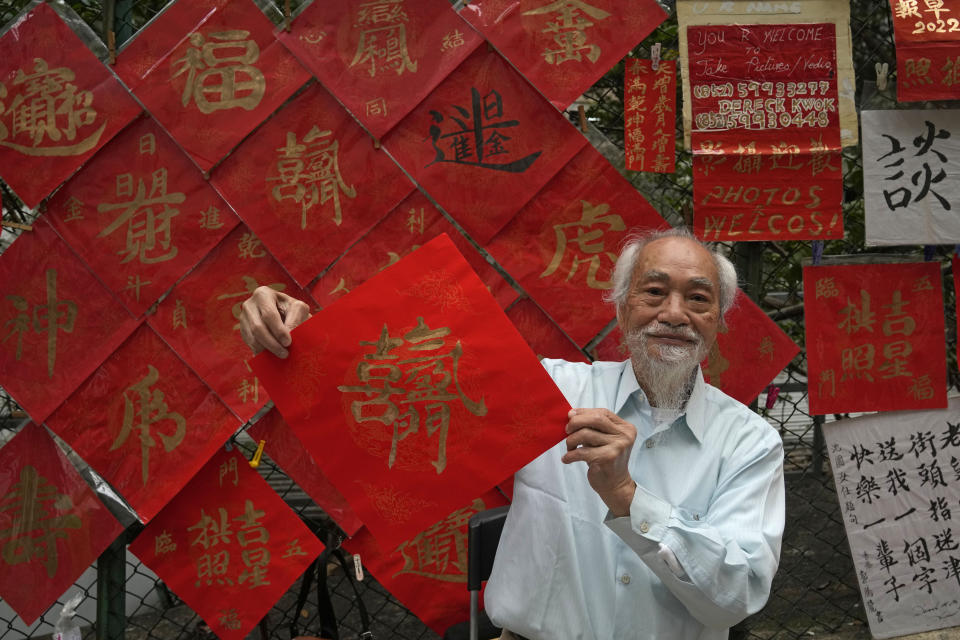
[620,574,631,585]
[639,521,650,534]
[645,439,655,448]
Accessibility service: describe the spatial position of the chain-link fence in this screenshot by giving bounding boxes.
[1,0,957,638]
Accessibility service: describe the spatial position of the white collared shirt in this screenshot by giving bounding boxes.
[485,359,786,640]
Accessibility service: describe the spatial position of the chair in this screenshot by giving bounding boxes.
[468,505,510,640]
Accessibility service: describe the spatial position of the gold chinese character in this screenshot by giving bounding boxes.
[366,97,387,118]
[943,56,960,87]
[696,140,725,175]
[819,369,836,397]
[63,196,85,222]
[155,530,177,555]
[541,200,625,290]
[523,0,611,65]
[236,233,266,259]
[913,275,934,292]
[768,142,802,171]
[235,499,271,588]
[139,133,156,156]
[96,168,184,264]
[894,0,921,19]
[393,498,483,581]
[815,277,839,299]
[217,275,286,331]
[882,291,915,336]
[172,299,188,330]
[837,290,875,335]
[841,343,875,382]
[879,340,913,379]
[283,538,308,558]
[909,374,935,400]
[2,269,77,377]
[905,58,933,86]
[171,30,266,114]
[441,29,466,52]
[199,205,226,230]
[122,274,151,302]
[808,136,837,177]
[195,549,232,586]
[350,0,418,77]
[189,507,233,549]
[110,365,187,485]
[924,0,950,19]
[219,456,239,488]
[758,336,775,361]
[407,207,426,234]
[218,608,242,630]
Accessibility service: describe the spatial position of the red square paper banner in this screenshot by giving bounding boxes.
[212,83,413,286]
[46,325,240,522]
[485,144,668,346]
[278,0,483,140]
[310,190,516,310]
[505,297,588,363]
[383,45,587,245]
[46,114,239,316]
[253,234,571,550]
[889,0,960,102]
[689,23,843,242]
[0,218,137,423]
[0,3,140,208]
[246,408,363,536]
[804,262,947,415]
[0,423,123,625]
[129,447,323,640]
[624,58,677,173]
[343,490,509,634]
[460,0,667,110]
[149,225,309,422]
[114,0,311,172]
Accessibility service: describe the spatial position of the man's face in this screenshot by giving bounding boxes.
[618,237,721,365]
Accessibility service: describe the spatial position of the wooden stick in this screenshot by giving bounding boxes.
[1,220,33,232]
[284,0,292,32]
[108,30,116,65]
[578,105,587,133]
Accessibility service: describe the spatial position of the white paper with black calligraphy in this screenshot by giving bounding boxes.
[823,398,960,638]
[863,109,960,246]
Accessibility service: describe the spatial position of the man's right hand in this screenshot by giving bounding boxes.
[239,286,311,358]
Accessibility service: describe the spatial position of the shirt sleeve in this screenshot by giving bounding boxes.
[604,424,785,629]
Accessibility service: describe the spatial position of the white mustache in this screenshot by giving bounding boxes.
[639,322,700,343]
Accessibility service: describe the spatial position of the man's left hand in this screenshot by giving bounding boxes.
[561,408,637,517]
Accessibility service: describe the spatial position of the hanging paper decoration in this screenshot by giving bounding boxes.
[804,262,947,415]
[624,58,677,173]
[0,218,138,423]
[46,325,240,522]
[129,447,323,640]
[46,115,239,316]
[212,83,413,286]
[277,0,482,140]
[460,0,667,110]
[382,45,587,245]
[0,3,140,208]
[823,398,960,638]
[253,234,570,550]
[888,0,960,102]
[0,423,123,625]
[505,297,588,363]
[688,23,843,242]
[148,225,311,422]
[862,109,960,246]
[343,490,509,634]
[113,0,311,172]
[310,190,516,310]
[485,144,668,346]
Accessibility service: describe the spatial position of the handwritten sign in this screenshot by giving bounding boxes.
[889,0,960,102]
[624,59,677,173]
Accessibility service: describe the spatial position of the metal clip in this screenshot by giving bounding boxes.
[651,43,662,72]
[875,61,889,91]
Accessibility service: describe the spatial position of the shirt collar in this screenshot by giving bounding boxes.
[616,360,709,444]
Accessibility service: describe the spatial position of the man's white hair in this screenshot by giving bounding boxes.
[605,227,738,326]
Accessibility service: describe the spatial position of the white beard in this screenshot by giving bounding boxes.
[625,322,709,412]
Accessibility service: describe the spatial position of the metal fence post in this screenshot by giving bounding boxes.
[812,414,826,478]
[96,533,126,640]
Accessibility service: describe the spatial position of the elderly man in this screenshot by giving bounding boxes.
[239,228,785,640]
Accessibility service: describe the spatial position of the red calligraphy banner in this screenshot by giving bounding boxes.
[46,114,239,316]
[485,144,668,346]
[252,234,570,550]
[113,0,311,172]
[0,217,137,423]
[624,59,677,173]
[689,23,843,242]
[129,447,323,640]
[343,490,509,634]
[46,325,241,522]
[804,262,947,414]
[505,297,588,363]
[461,0,666,110]
[0,423,122,625]
[382,45,587,245]
[246,408,363,536]
[212,83,413,286]
[278,0,483,140]
[148,225,310,422]
[310,190,516,310]
[889,0,960,101]
[0,3,140,208]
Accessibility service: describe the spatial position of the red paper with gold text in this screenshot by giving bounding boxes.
[252,234,570,550]
[0,218,137,422]
[383,45,587,245]
[625,59,677,173]
[343,490,509,634]
[461,0,666,110]
[310,190,516,310]
[129,447,323,640]
[247,408,363,536]
[485,144,668,346]
[689,23,843,242]
[113,0,310,172]
[0,3,140,208]
[46,115,239,316]
[0,423,123,625]
[278,0,482,140]
[505,297,588,363]
[212,83,413,285]
[46,325,240,522]
[889,0,960,101]
[148,225,309,422]
[804,262,947,414]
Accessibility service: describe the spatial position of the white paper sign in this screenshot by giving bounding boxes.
[823,398,960,638]
[863,109,960,246]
